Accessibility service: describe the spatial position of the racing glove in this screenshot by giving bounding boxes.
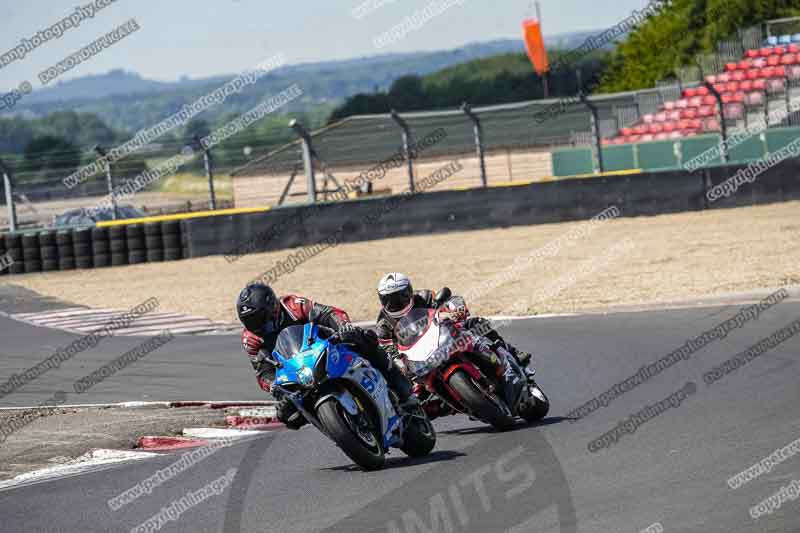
[241,330,264,357]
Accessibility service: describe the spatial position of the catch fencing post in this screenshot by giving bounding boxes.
[290,119,317,204]
[704,81,730,163]
[94,146,119,220]
[193,135,217,210]
[579,93,605,173]
[391,109,415,194]
[462,103,488,187]
[0,158,18,232]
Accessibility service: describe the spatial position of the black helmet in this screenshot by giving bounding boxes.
[237,282,281,335]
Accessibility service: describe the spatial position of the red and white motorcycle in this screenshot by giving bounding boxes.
[394,290,549,430]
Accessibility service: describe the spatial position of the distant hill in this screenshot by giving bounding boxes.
[5,32,599,134]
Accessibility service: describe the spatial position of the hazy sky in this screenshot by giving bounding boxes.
[0,0,647,89]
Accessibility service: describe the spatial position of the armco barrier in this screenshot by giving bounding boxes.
[0,162,798,275]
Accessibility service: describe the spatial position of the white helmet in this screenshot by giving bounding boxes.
[378,272,414,318]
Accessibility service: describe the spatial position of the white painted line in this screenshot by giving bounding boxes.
[11,308,93,319]
[32,312,186,328]
[183,427,268,439]
[0,449,161,491]
[0,401,173,412]
[237,407,277,417]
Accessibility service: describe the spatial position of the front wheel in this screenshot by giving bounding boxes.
[447,370,515,430]
[520,381,550,423]
[317,398,385,471]
[400,408,436,457]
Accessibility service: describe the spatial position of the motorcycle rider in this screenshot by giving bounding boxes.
[374,273,535,417]
[237,282,416,429]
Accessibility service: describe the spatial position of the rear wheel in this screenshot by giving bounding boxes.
[448,370,515,430]
[317,398,385,471]
[520,381,550,423]
[400,408,436,457]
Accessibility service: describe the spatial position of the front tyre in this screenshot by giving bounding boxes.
[448,370,515,430]
[317,398,385,471]
[520,381,550,423]
[400,408,436,457]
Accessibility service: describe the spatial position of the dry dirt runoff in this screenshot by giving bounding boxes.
[6,201,800,323]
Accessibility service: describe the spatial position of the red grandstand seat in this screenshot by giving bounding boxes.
[690,118,703,130]
[753,58,767,69]
[725,81,739,93]
[738,60,751,70]
[753,79,767,90]
[620,127,633,136]
[733,92,745,103]
[684,88,698,98]
[761,67,775,78]
[768,55,781,66]
[664,101,676,110]
[732,70,746,81]
[781,53,798,65]
[655,132,669,141]
[724,62,738,72]
[774,46,786,55]
[698,105,715,117]
[696,86,710,96]
[768,78,786,93]
[628,135,641,143]
[717,72,732,83]
[713,82,727,93]
[789,44,800,54]
[722,93,734,104]
[681,108,698,119]
[602,139,612,146]
[649,123,663,134]
[746,69,761,81]
[703,118,721,131]
[686,131,698,137]
[746,49,760,59]
[668,110,681,121]
[642,113,655,124]
[641,134,654,142]
[706,74,717,84]
[656,112,669,122]
[788,65,800,79]
[724,103,744,119]
[663,122,676,133]
[773,66,786,77]
[678,119,691,130]
[689,96,703,107]
[746,91,765,106]
[676,98,689,109]
[669,130,683,139]
[703,95,717,106]
[760,47,774,57]
[740,80,754,92]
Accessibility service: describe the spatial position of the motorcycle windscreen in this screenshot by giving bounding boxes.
[395,308,432,348]
[274,325,310,360]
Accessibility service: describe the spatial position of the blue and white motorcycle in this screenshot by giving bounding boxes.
[270,323,436,470]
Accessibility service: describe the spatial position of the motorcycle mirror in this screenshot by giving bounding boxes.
[434,287,452,307]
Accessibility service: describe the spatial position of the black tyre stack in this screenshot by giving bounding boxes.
[4,233,23,274]
[126,224,146,265]
[162,221,183,262]
[91,227,111,268]
[22,233,41,273]
[109,226,127,266]
[39,231,59,272]
[144,223,164,263]
[73,228,93,270]
[56,231,75,271]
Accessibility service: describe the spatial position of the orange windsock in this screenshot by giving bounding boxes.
[522,18,549,75]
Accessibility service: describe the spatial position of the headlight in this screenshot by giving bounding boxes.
[298,367,313,385]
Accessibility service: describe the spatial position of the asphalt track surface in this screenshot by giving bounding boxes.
[1,291,799,532]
